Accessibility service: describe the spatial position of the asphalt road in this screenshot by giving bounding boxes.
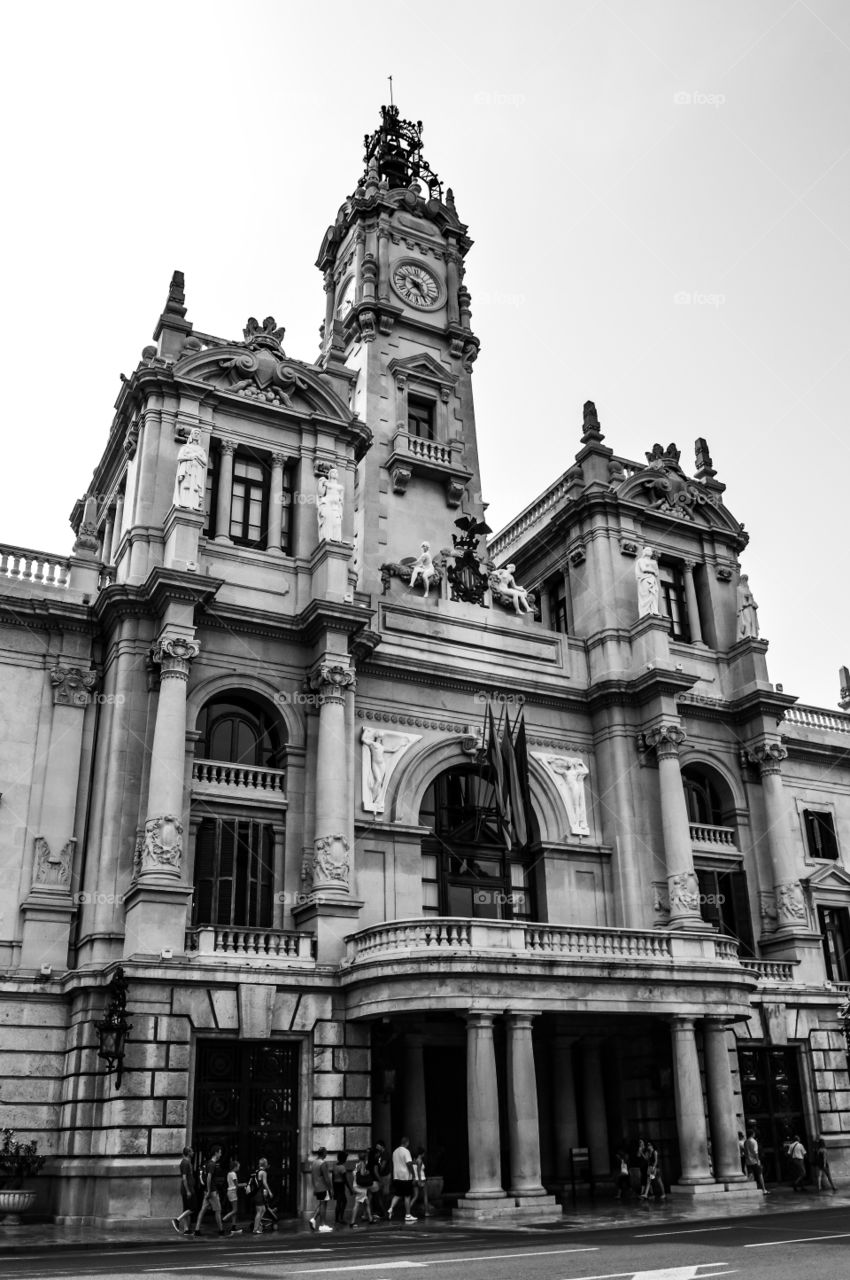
[3,1208,850,1280]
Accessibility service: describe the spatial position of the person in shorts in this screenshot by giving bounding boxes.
[222,1157,243,1233]
[171,1145,196,1235]
[350,1150,375,1227]
[250,1157,272,1234]
[814,1135,836,1192]
[743,1125,769,1194]
[388,1135,415,1222]
[308,1146,334,1232]
[194,1145,227,1236]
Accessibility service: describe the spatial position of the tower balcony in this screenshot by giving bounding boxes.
[191,758,287,809]
[386,429,473,508]
[689,822,738,851]
[339,917,756,1021]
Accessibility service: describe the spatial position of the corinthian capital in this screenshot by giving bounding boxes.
[152,634,201,681]
[641,723,687,758]
[307,662,356,704]
[746,740,788,775]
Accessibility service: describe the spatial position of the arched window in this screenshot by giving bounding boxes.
[197,693,285,768]
[682,769,724,826]
[419,765,538,921]
[681,764,753,957]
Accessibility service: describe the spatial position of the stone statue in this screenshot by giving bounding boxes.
[737,573,759,638]
[635,546,660,617]
[489,564,533,615]
[409,542,435,596]
[316,467,344,542]
[361,726,421,814]
[668,871,700,914]
[173,428,208,512]
[548,757,590,835]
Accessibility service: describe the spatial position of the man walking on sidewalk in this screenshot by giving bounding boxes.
[743,1125,769,1195]
[308,1147,334,1233]
[388,1135,416,1223]
[171,1145,196,1235]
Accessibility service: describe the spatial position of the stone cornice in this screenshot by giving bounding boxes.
[0,595,96,635]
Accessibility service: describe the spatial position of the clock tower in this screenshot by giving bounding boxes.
[316,105,485,594]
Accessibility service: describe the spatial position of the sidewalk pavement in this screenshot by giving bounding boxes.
[0,1187,847,1253]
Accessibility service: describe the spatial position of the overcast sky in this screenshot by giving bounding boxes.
[1,0,847,709]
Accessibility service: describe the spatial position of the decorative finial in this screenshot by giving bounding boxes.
[580,400,604,444]
[694,437,716,479]
[840,666,850,711]
[243,316,286,353]
[164,270,186,318]
[645,442,681,466]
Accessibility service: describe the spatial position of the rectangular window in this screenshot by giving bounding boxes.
[546,573,569,634]
[193,816,275,929]
[230,455,269,548]
[818,905,850,982]
[408,396,435,440]
[696,866,754,957]
[804,810,839,860]
[422,853,439,917]
[659,562,690,642]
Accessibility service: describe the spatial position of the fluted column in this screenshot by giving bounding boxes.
[102,512,116,564]
[268,453,286,554]
[643,724,703,929]
[746,741,807,930]
[113,491,125,547]
[403,1033,427,1150]
[670,1016,713,1185]
[308,661,355,896]
[377,225,391,301]
[214,440,235,542]
[506,1012,546,1196]
[446,248,460,325]
[464,1012,505,1199]
[551,1029,579,1184]
[139,634,200,881]
[580,1038,610,1180]
[323,268,335,346]
[703,1019,747,1182]
[682,560,704,644]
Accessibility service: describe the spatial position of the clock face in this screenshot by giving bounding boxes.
[392,262,441,309]
[336,276,354,319]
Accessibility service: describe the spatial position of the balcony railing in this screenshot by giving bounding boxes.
[191,759,286,804]
[343,918,742,968]
[784,705,850,735]
[186,926,315,962]
[740,959,799,983]
[690,822,737,849]
[0,544,71,589]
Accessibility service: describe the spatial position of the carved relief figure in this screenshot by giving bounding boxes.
[635,546,660,617]
[135,815,183,878]
[361,727,421,814]
[313,834,350,887]
[408,543,435,596]
[316,467,344,542]
[549,757,590,835]
[489,564,533,615]
[775,879,807,924]
[33,836,73,887]
[737,573,759,638]
[173,428,208,512]
[668,871,700,913]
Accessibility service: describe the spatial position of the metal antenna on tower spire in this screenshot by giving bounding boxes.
[388,74,393,106]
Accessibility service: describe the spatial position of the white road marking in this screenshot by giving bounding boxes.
[635,1227,736,1238]
[293,1248,597,1273]
[745,1231,850,1247]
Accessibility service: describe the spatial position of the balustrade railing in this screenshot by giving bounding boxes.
[524,924,673,959]
[489,478,571,559]
[740,959,798,982]
[186,926,315,960]
[0,545,71,589]
[784,705,850,734]
[192,759,286,795]
[406,435,453,465]
[689,822,737,848]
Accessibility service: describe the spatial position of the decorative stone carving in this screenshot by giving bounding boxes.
[775,878,807,925]
[535,754,590,836]
[641,443,706,519]
[409,543,437,596]
[308,663,356,705]
[840,665,850,711]
[641,724,687,758]
[445,477,466,508]
[759,890,778,927]
[715,565,734,582]
[312,834,350,889]
[316,467,344,542]
[361,727,421,814]
[33,836,74,887]
[218,317,312,405]
[390,463,413,496]
[489,564,534,615]
[668,870,700,914]
[652,880,671,916]
[635,546,661,617]
[445,514,493,607]
[580,400,604,444]
[619,539,639,557]
[568,544,586,568]
[745,741,788,774]
[152,635,200,681]
[173,428,208,512]
[694,437,716,479]
[49,665,97,707]
[736,573,760,639]
[134,815,183,879]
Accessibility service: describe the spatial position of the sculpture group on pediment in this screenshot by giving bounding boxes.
[173,428,208,512]
[635,546,660,617]
[489,564,535,616]
[316,467,344,542]
[737,573,760,638]
[641,443,707,520]
[381,542,449,596]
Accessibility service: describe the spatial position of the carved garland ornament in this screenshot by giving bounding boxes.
[134,815,183,879]
[33,836,74,888]
[312,834,350,889]
[308,663,356,704]
[49,666,97,707]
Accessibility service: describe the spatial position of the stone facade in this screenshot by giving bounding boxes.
[1,106,849,1224]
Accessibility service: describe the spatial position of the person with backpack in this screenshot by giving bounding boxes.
[193,1146,228,1237]
[350,1150,375,1227]
[788,1134,808,1191]
[368,1141,389,1218]
[247,1157,272,1234]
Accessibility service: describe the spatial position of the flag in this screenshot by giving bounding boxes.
[487,703,512,851]
[500,709,528,849]
[513,711,541,849]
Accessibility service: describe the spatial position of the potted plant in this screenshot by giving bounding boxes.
[0,1128,46,1223]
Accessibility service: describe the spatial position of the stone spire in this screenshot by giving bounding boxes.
[360,104,442,198]
[153,269,193,359]
[580,400,604,444]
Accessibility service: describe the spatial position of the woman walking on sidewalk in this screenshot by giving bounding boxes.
[814,1136,836,1192]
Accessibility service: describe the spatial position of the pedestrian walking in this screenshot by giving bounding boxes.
[636,1138,649,1197]
[193,1145,228,1236]
[171,1145,196,1235]
[350,1151,375,1228]
[614,1149,631,1200]
[738,1131,746,1176]
[388,1135,416,1222]
[368,1140,390,1218]
[221,1157,243,1233]
[788,1134,808,1191]
[743,1125,769,1194]
[813,1136,836,1192]
[333,1150,351,1224]
[409,1146,430,1217]
[308,1146,334,1233]
[248,1157,273,1233]
[642,1142,665,1201]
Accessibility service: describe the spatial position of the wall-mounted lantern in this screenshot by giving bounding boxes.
[94,966,132,1089]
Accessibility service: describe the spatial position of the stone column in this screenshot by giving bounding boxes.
[505,1013,547,1196]
[670,1016,713,1186]
[682,560,704,644]
[354,230,365,303]
[551,1029,579,1184]
[403,1033,427,1150]
[746,742,807,931]
[702,1019,747,1182]
[214,440,235,542]
[308,661,356,896]
[643,724,703,929]
[323,268,335,344]
[463,1012,505,1199]
[123,633,198,958]
[446,248,461,325]
[268,453,286,554]
[580,1038,611,1181]
[113,491,125,547]
[377,225,390,301]
[102,511,116,564]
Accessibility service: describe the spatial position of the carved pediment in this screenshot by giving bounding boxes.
[803,863,850,894]
[176,342,352,421]
[613,442,745,542]
[387,352,458,392]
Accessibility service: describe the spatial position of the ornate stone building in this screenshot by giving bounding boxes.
[1,106,849,1225]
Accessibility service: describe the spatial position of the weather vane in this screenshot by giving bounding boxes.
[388,74,393,106]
